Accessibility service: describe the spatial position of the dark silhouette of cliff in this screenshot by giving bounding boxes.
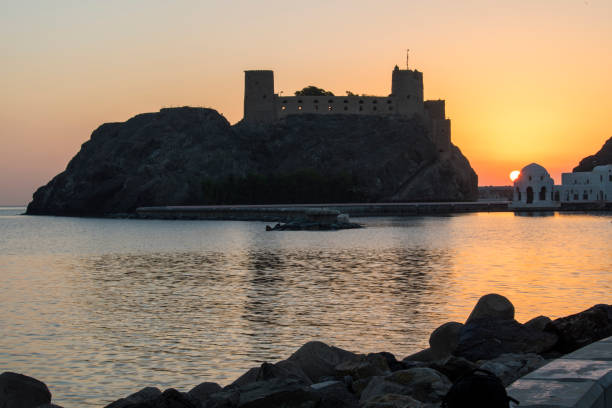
[26,107,478,216]
[573,136,612,172]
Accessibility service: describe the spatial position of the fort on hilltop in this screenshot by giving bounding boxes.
[243,66,451,153]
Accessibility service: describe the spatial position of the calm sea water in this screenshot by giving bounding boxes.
[0,207,610,406]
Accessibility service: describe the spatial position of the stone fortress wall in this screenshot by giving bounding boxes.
[243,66,451,153]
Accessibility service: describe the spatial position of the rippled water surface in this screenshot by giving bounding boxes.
[0,208,610,406]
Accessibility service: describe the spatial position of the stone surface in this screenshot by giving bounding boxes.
[573,135,612,172]
[506,378,604,408]
[428,322,463,359]
[116,388,198,408]
[335,354,390,380]
[465,294,515,323]
[455,318,558,361]
[402,348,435,363]
[359,368,451,404]
[360,394,424,408]
[563,341,612,361]
[26,108,478,216]
[230,360,312,387]
[187,383,222,406]
[310,380,358,408]
[0,372,52,408]
[287,341,358,383]
[545,304,612,353]
[105,387,163,408]
[427,356,478,382]
[478,353,547,386]
[235,378,320,408]
[523,315,551,332]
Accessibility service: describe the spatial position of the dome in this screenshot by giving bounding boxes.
[520,163,550,177]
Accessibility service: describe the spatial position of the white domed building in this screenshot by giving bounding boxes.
[511,163,560,209]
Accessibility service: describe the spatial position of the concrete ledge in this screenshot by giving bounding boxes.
[506,336,612,407]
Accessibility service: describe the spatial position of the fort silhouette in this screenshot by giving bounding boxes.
[243,66,451,153]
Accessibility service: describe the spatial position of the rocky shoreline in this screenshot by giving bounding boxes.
[2,294,611,408]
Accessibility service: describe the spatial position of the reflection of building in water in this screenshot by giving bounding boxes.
[511,163,612,209]
[243,65,451,153]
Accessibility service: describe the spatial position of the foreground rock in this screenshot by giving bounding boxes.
[26,108,478,216]
[6,296,611,408]
[0,372,52,408]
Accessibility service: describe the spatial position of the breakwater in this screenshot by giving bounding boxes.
[3,295,610,408]
[135,201,510,221]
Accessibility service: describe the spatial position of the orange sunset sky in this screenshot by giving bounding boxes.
[1,0,611,205]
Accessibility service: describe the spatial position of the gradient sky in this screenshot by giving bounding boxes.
[1,0,611,205]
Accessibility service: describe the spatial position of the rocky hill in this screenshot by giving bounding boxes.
[573,136,612,172]
[27,107,478,216]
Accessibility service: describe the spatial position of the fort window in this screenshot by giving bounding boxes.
[281,106,286,110]
[373,106,377,111]
[263,95,266,99]
[298,106,302,110]
[389,107,393,111]
[407,95,411,99]
[298,99,303,103]
[344,106,348,111]
[282,100,287,104]
[344,100,348,103]
[359,106,363,111]
[314,99,318,103]
[387,100,392,104]
[583,191,588,200]
[609,175,612,181]
[529,176,532,181]
[359,100,364,104]
[574,193,578,200]
[586,179,589,184]
[372,100,377,104]
[328,99,333,103]
[314,105,318,111]
[328,106,333,111]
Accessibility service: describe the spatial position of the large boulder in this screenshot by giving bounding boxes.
[310,380,358,408]
[235,378,320,408]
[112,389,197,408]
[545,304,612,353]
[454,318,558,361]
[427,355,478,382]
[465,294,514,323]
[334,353,390,380]
[26,108,478,216]
[478,353,547,386]
[287,341,358,383]
[105,387,163,408]
[0,372,52,408]
[187,383,222,406]
[230,361,311,388]
[359,368,451,405]
[428,322,463,359]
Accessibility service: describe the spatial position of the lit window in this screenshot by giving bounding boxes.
[281,106,286,110]
[298,106,302,110]
[328,106,333,111]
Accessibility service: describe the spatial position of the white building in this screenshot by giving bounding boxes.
[511,163,612,209]
[560,165,612,203]
[511,163,559,209]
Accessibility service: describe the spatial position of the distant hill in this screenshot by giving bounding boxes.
[573,136,612,172]
[27,107,478,216]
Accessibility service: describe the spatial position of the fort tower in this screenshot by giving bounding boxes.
[244,70,276,123]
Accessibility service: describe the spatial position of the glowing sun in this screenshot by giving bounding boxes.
[509,170,520,182]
